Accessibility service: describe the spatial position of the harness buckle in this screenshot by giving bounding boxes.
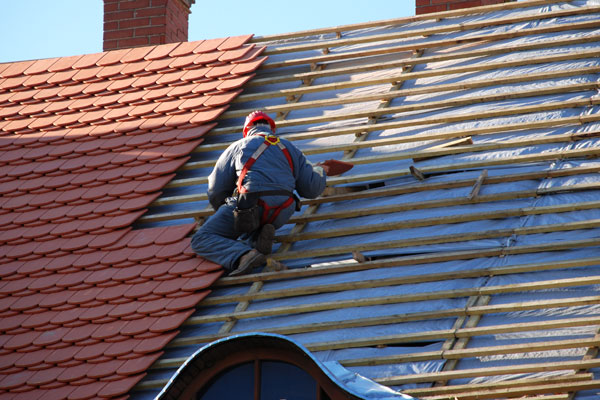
[265,135,280,145]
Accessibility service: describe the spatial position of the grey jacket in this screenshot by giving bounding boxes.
[207,125,326,210]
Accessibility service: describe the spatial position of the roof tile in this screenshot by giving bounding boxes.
[232,45,265,63]
[193,38,227,53]
[153,277,189,296]
[47,69,78,85]
[28,366,66,386]
[144,57,174,73]
[191,79,220,94]
[123,281,160,300]
[217,34,254,50]
[13,349,53,369]
[168,41,202,57]
[121,45,154,63]
[181,66,210,82]
[56,362,94,383]
[133,173,175,193]
[231,56,267,75]
[203,89,241,107]
[9,292,46,312]
[31,327,70,347]
[72,53,104,69]
[116,352,161,375]
[121,317,158,336]
[149,309,194,333]
[73,341,113,362]
[94,284,128,303]
[133,331,178,354]
[192,51,224,65]
[216,74,253,91]
[97,374,145,398]
[47,55,82,72]
[78,304,116,323]
[189,105,228,124]
[168,53,199,70]
[145,43,181,61]
[67,381,107,400]
[0,27,263,398]
[166,291,208,311]
[181,271,222,292]
[204,63,235,79]
[96,48,131,67]
[218,44,255,62]
[1,60,36,78]
[86,358,125,379]
[107,76,139,93]
[122,58,152,75]
[0,369,37,390]
[4,331,41,350]
[105,210,146,229]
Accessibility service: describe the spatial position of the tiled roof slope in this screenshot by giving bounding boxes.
[0,35,265,399]
[130,1,600,399]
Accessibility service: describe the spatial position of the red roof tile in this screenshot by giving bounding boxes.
[0,34,260,398]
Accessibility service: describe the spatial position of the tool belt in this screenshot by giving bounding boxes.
[233,190,300,234]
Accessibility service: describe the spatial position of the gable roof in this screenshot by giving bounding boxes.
[0,35,264,399]
[127,0,600,398]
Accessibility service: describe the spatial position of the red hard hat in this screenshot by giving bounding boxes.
[243,111,276,137]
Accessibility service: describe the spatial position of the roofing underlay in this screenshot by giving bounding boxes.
[2,0,600,399]
[134,0,600,398]
[0,35,264,399]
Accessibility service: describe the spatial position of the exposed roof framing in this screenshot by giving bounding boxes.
[134,0,600,398]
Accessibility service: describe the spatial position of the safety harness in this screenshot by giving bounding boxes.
[236,134,298,225]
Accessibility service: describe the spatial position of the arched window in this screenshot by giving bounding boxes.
[197,360,320,400]
[158,334,361,400]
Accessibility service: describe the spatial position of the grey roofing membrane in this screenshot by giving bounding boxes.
[133,1,600,398]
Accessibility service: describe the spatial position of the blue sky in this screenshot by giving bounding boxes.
[0,1,415,63]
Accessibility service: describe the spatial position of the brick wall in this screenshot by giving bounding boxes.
[416,0,513,15]
[103,0,194,51]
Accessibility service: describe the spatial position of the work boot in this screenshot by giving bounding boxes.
[229,249,266,277]
[255,224,275,255]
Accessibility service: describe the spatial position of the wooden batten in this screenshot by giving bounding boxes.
[138,1,600,397]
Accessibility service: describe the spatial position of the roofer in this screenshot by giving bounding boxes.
[191,111,351,277]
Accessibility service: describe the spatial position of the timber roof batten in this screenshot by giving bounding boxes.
[136,0,600,398]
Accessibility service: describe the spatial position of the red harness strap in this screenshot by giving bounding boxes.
[236,134,295,225]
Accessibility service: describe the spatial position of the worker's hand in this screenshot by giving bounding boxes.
[316,159,354,176]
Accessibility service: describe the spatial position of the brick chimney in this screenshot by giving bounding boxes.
[103,0,195,51]
[416,0,513,15]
